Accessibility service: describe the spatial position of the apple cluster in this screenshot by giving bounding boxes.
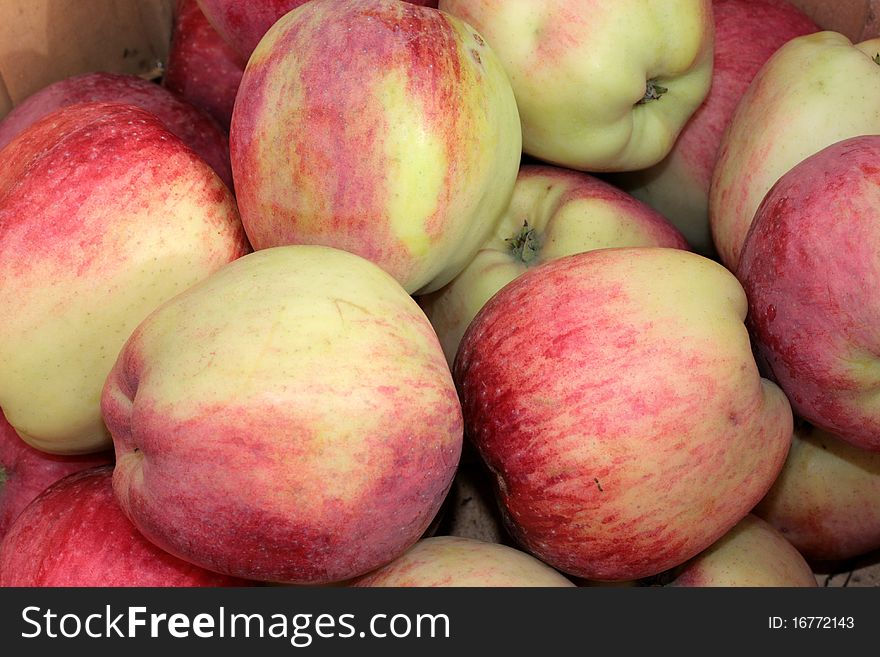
[1,0,878,589]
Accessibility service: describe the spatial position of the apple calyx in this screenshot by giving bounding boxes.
[874,53,880,65]
[505,221,542,265]
[638,78,668,105]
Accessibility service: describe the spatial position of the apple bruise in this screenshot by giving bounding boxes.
[231,0,496,292]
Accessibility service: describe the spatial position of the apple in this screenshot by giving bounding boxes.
[754,421,880,562]
[609,0,817,255]
[0,71,234,190]
[709,31,880,269]
[102,245,462,584]
[230,0,521,294]
[454,247,793,581]
[419,164,689,367]
[0,466,248,586]
[438,0,714,172]
[196,0,439,60]
[163,0,246,132]
[351,536,574,587]
[788,0,880,41]
[0,410,113,540]
[0,102,250,455]
[665,514,817,587]
[737,135,880,451]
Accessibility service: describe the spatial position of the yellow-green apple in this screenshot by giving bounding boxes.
[352,536,574,587]
[0,102,250,455]
[230,0,521,294]
[164,0,246,132]
[710,31,880,269]
[438,0,714,172]
[0,411,112,540]
[737,135,880,451]
[454,247,793,581]
[0,71,234,189]
[0,466,248,586]
[755,421,880,561]
[609,0,817,255]
[665,514,817,586]
[102,245,462,584]
[419,165,689,367]
[197,0,438,59]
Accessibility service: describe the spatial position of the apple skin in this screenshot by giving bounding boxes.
[0,71,234,190]
[609,0,817,255]
[667,514,816,587]
[454,247,793,581]
[439,0,714,172]
[0,411,113,540]
[164,0,246,132]
[230,0,521,294]
[351,536,574,587]
[0,102,250,455]
[709,31,880,270]
[0,466,248,586]
[419,164,689,368]
[754,422,880,562]
[197,0,438,59]
[102,245,462,584]
[737,135,880,452]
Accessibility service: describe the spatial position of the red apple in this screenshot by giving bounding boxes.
[102,245,462,584]
[197,0,438,60]
[610,0,817,255]
[0,102,250,455]
[230,0,521,294]
[164,0,246,132]
[0,466,247,586]
[737,135,880,452]
[0,72,233,190]
[454,247,793,581]
[666,514,817,587]
[0,411,112,540]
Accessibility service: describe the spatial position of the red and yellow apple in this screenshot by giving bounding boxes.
[454,247,793,581]
[230,0,521,294]
[0,102,249,455]
[710,30,880,269]
[419,164,689,367]
[737,135,880,451]
[666,514,817,587]
[352,536,574,587]
[102,245,462,584]
[439,0,714,172]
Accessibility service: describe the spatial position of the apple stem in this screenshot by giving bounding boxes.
[505,221,541,265]
[0,465,6,491]
[638,78,668,104]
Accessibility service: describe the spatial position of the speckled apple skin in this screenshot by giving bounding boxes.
[352,536,573,587]
[454,247,793,581]
[755,423,880,561]
[0,102,250,455]
[230,0,521,294]
[102,246,462,584]
[738,135,880,452]
[0,467,248,587]
[0,411,112,540]
[0,71,234,189]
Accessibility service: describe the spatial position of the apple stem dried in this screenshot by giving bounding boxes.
[506,221,542,265]
[638,78,668,104]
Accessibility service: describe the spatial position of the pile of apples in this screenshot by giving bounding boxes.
[1,0,879,588]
